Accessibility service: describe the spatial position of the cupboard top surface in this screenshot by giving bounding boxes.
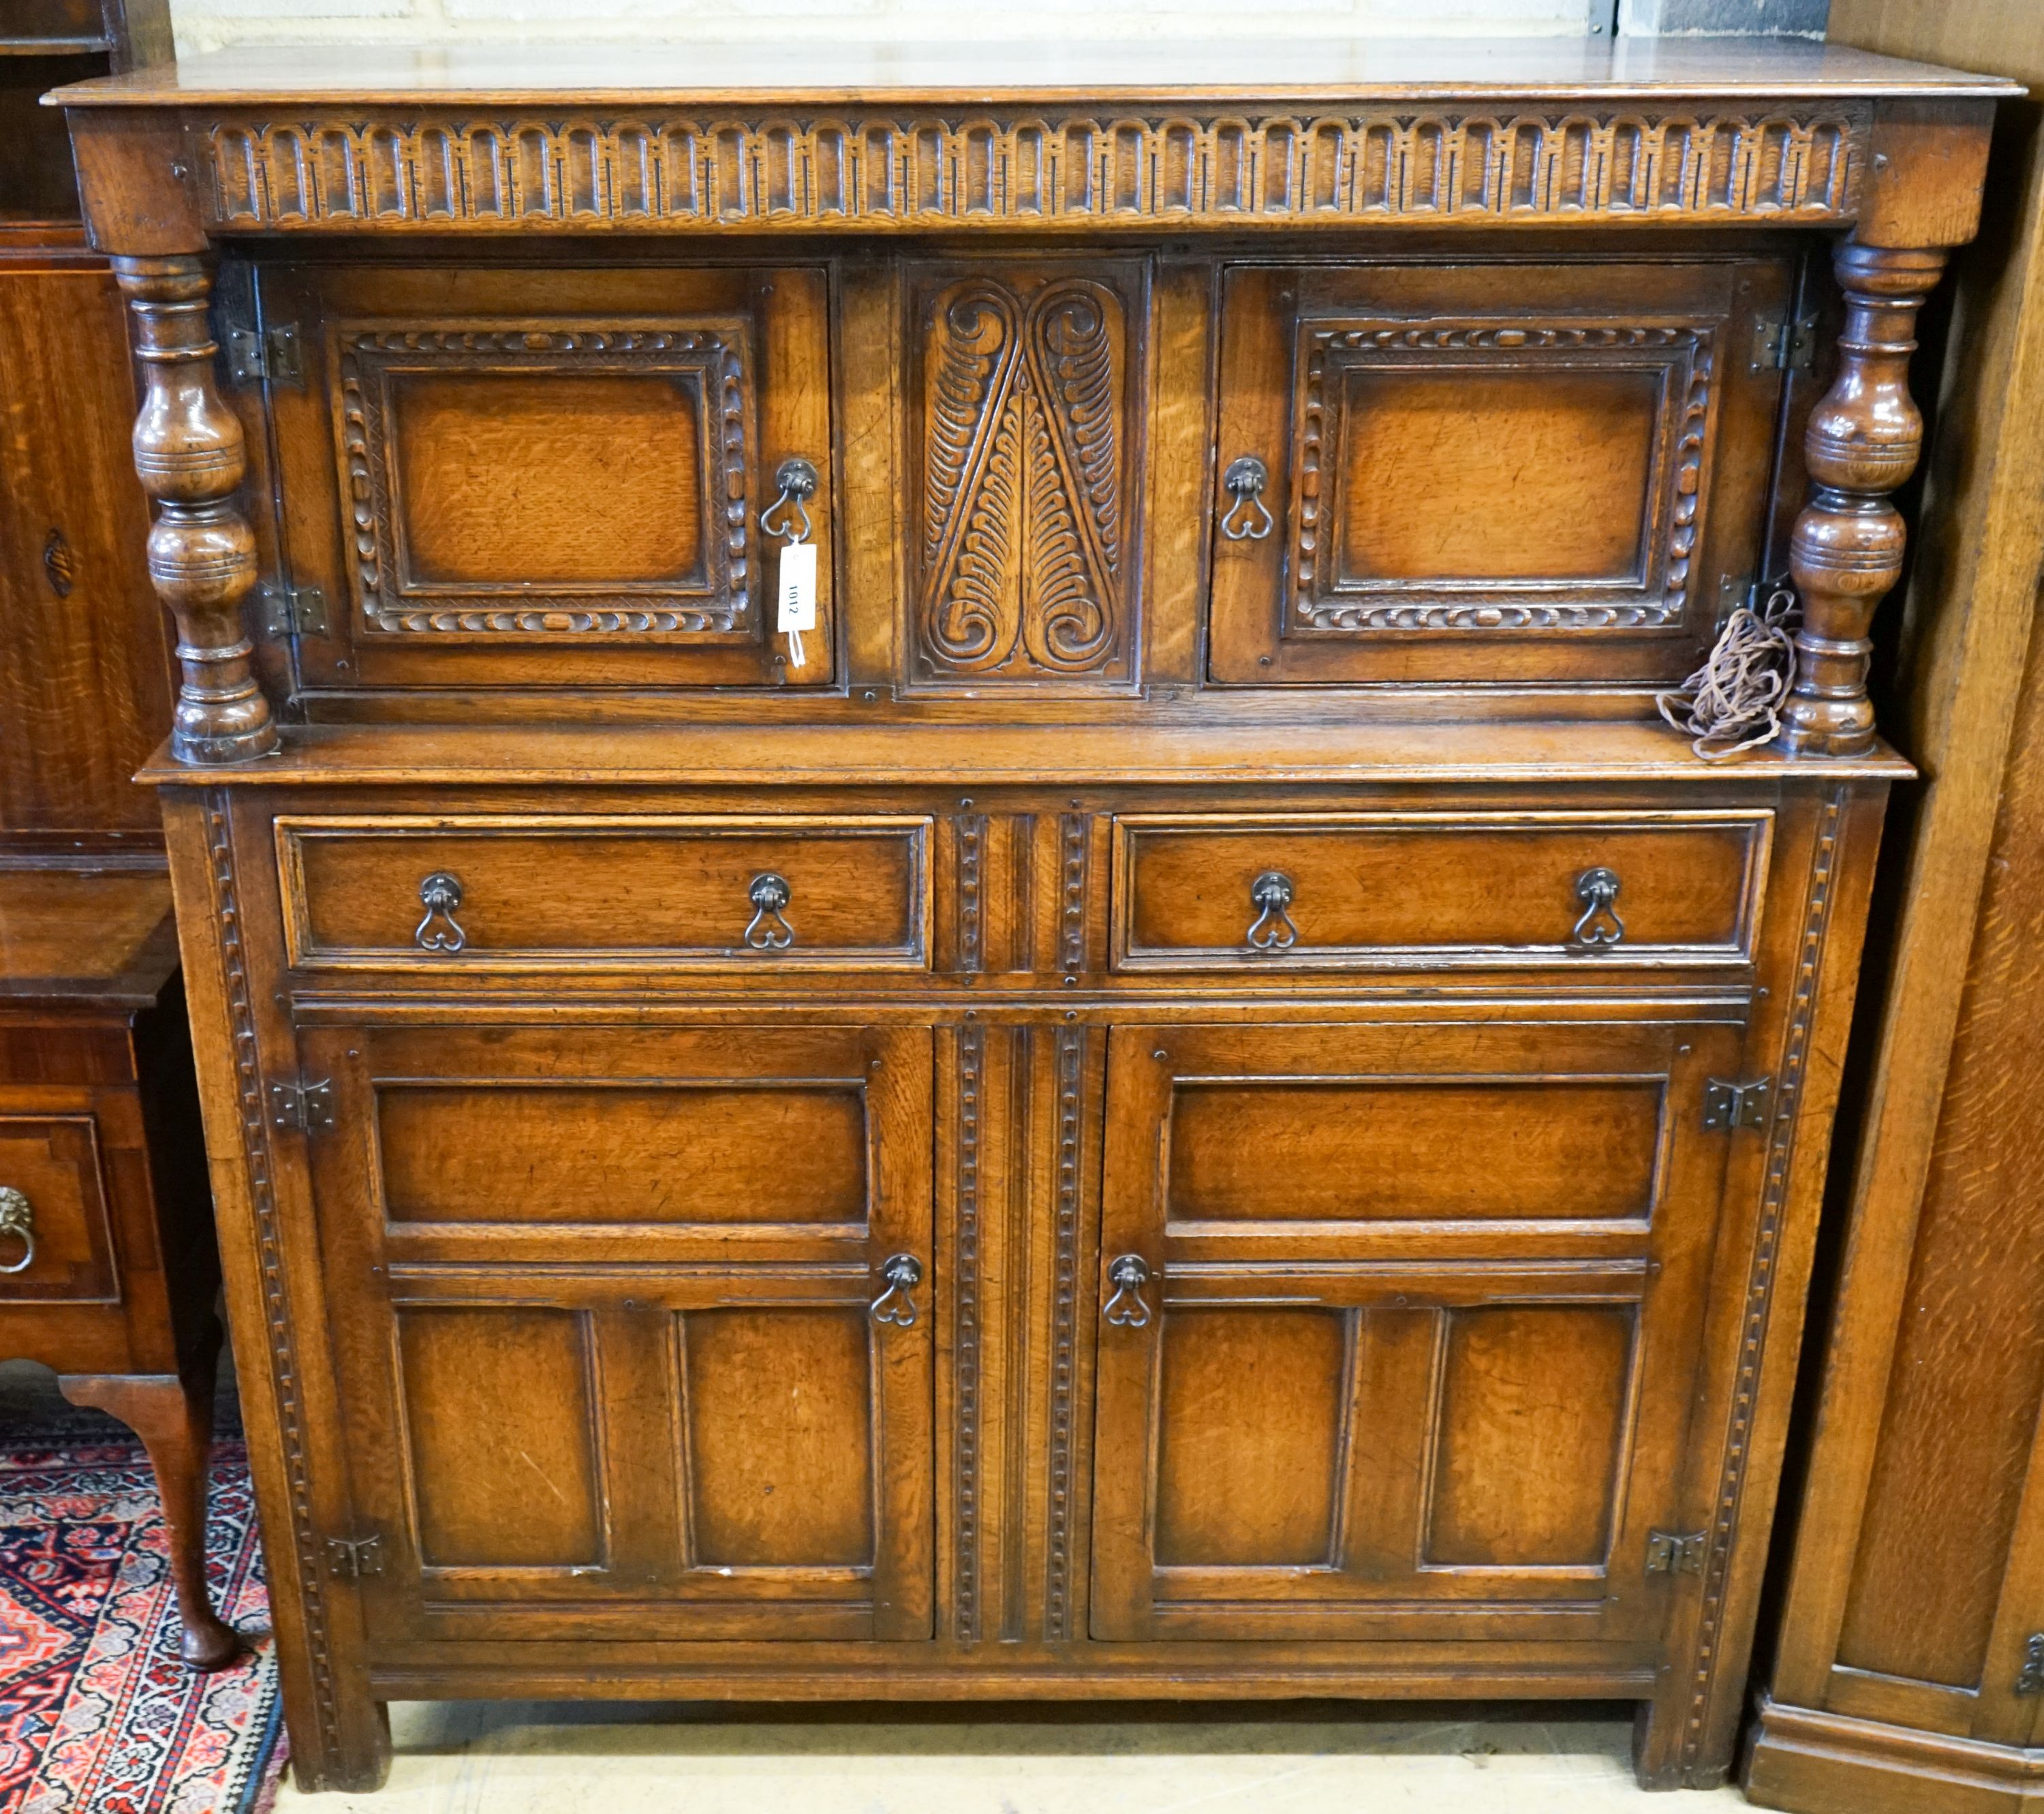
[46,37,2019,106]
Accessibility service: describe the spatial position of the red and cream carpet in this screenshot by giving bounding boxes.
[0,1380,285,1813]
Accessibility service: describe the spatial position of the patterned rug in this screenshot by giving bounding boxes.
[0,1385,286,1813]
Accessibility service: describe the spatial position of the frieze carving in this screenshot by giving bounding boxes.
[1292,322,1716,632]
[338,324,752,636]
[201,108,1868,234]
[916,276,1130,682]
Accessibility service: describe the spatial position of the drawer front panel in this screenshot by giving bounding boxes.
[278,815,931,970]
[262,262,836,694]
[1208,259,1793,686]
[0,1112,119,1304]
[1113,810,1771,969]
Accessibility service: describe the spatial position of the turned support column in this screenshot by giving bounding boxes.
[1780,241,1947,758]
[112,255,277,765]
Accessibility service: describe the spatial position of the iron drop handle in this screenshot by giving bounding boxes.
[415,871,466,953]
[0,1186,33,1275]
[745,872,796,949]
[1219,455,1275,542]
[1572,867,1625,947]
[1102,1254,1154,1328]
[1245,870,1299,953]
[870,1252,923,1327]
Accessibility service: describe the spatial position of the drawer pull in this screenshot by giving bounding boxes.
[414,871,467,953]
[870,1252,923,1327]
[1219,455,1275,542]
[744,872,796,950]
[0,1186,33,1275]
[1573,867,1626,947]
[759,457,820,544]
[1246,870,1300,953]
[1103,1254,1154,1329]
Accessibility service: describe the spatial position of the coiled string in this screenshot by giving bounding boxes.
[1657,585,1800,760]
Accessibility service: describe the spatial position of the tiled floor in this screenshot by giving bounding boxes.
[275,1702,1751,1811]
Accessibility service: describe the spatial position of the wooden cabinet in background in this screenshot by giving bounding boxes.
[52,33,2014,1798]
[1745,6,2044,1811]
[0,0,237,1672]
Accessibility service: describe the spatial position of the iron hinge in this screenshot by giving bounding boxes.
[255,581,329,639]
[1646,1530,1707,1577]
[1704,1077,1771,1132]
[325,1534,384,1581]
[268,1076,335,1135]
[225,320,304,390]
[1750,312,1819,375]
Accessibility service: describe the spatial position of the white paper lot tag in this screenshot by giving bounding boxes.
[777,540,818,668]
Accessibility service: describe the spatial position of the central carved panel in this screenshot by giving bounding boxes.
[910,267,1140,687]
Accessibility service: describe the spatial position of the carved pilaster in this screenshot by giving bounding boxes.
[1781,241,1947,757]
[112,256,278,765]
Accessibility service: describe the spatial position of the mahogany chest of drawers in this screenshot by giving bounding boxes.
[54,34,2014,1794]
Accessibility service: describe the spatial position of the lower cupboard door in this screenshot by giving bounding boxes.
[1088,1019,1739,1645]
[300,1021,935,1643]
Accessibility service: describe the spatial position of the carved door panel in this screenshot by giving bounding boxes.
[301,1021,933,1643]
[1206,258,1795,688]
[903,258,1148,693]
[1089,1019,1738,1644]
[255,262,835,696]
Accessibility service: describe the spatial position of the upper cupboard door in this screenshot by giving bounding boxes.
[1207,260,1794,687]
[260,264,835,692]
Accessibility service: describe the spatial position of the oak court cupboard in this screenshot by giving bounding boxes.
[48,33,2017,1794]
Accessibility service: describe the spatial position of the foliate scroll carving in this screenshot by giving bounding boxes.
[202,108,1868,235]
[916,275,1130,683]
[1291,322,1716,633]
[339,324,752,637]
[113,258,277,764]
[1780,243,1945,756]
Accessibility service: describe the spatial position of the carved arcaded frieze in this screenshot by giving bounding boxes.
[200,107,1869,234]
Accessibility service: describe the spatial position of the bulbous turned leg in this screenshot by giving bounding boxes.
[1780,241,1948,758]
[110,254,277,766]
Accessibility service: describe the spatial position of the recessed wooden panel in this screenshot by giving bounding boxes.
[280,816,929,970]
[391,371,708,588]
[376,1083,868,1225]
[1155,1308,1345,1567]
[397,1306,603,1569]
[1117,813,1769,968]
[683,1308,876,1567]
[1207,258,1793,686]
[0,1113,117,1303]
[1335,366,1658,584]
[1427,1306,1633,1567]
[1166,1077,1664,1224]
[905,260,1145,690]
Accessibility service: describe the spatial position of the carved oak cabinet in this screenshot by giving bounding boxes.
[52,36,2013,1794]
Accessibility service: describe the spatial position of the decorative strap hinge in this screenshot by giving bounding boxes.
[1646,1529,1707,1576]
[1749,311,1820,375]
[1704,1077,1771,1132]
[268,1075,335,1135]
[224,320,304,389]
[256,581,328,639]
[325,1533,384,1581]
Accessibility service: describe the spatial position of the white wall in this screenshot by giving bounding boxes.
[168,0,1601,57]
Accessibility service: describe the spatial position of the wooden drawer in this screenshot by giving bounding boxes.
[0,1109,119,1304]
[277,815,931,971]
[1207,259,1792,688]
[1112,810,1771,970]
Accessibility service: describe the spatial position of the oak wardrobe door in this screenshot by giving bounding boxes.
[1089,1019,1736,1646]
[255,261,837,697]
[300,1021,934,1644]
